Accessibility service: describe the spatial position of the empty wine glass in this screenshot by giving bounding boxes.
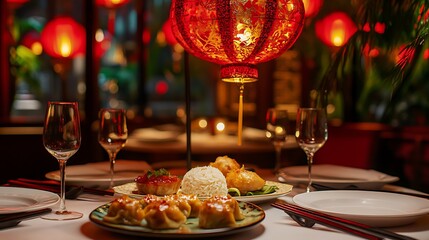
[98,108,128,189]
[295,108,328,192]
[266,108,289,173]
[43,101,82,220]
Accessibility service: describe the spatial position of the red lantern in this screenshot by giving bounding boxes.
[41,16,86,58]
[315,12,357,47]
[95,0,129,9]
[170,0,305,145]
[170,0,305,83]
[302,0,323,18]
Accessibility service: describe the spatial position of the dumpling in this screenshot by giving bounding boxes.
[198,195,244,229]
[103,195,145,225]
[165,194,202,218]
[143,199,187,229]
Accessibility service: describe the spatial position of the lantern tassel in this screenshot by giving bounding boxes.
[237,83,244,146]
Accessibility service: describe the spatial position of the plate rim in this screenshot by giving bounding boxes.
[279,164,399,185]
[0,186,59,214]
[113,180,293,203]
[89,200,265,238]
[293,190,429,218]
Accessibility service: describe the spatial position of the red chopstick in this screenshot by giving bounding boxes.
[271,201,416,240]
[6,179,113,196]
[16,178,114,196]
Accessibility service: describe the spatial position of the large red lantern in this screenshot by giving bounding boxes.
[170,0,305,83]
[170,0,305,145]
[315,12,357,47]
[41,16,86,58]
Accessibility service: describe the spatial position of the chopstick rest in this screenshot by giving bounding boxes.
[0,208,51,229]
[271,201,417,240]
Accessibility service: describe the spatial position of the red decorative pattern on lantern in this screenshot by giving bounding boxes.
[170,0,305,82]
[40,16,86,58]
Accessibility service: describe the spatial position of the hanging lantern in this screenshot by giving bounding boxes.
[302,0,323,18]
[170,0,305,145]
[95,0,129,9]
[315,12,357,47]
[40,16,86,58]
[96,0,130,35]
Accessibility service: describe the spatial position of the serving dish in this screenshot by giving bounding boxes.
[113,181,293,203]
[278,164,399,190]
[0,187,59,214]
[89,200,265,238]
[293,190,429,227]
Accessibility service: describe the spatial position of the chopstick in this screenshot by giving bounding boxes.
[271,201,416,240]
[0,208,52,229]
[6,179,114,196]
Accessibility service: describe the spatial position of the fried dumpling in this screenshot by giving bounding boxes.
[209,155,240,176]
[103,195,145,225]
[198,195,244,229]
[143,199,187,229]
[226,166,266,194]
[165,194,202,218]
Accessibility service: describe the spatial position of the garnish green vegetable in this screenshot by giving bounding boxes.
[228,185,279,197]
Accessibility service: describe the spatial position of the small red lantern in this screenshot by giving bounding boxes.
[40,16,86,58]
[302,0,323,18]
[315,12,357,47]
[95,0,129,9]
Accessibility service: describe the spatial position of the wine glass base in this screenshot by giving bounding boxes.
[41,210,83,221]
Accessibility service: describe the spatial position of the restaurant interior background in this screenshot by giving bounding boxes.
[0,0,428,193]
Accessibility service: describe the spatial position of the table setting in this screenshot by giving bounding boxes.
[1,104,429,239]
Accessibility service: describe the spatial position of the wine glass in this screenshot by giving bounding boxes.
[43,101,82,220]
[266,108,289,173]
[295,108,328,192]
[98,108,128,189]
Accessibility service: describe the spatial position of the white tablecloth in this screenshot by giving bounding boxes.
[1,188,428,240]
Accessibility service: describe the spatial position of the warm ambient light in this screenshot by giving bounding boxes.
[315,12,357,47]
[40,16,85,58]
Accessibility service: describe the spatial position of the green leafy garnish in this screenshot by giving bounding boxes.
[146,168,169,178]
[228,188,241,196]
[228,185,279,197]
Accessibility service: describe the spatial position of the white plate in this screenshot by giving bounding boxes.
[0,187,59,214]
[278,164,399,190]
[45,160,152,189]
[113,181,293,204]
[293,190,429,227]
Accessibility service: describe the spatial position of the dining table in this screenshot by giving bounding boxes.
[1,180,429,240]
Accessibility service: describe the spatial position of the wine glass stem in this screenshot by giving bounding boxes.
[274,145,282,173]
[109,153,117,189]
[58,159,67,213]
[306,154,314,192]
